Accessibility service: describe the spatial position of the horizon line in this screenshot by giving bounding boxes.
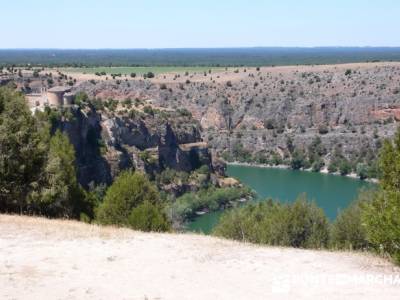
[2,46,400,51]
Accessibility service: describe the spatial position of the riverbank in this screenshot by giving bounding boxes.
[1,214,399,300]
[227,161,379,183]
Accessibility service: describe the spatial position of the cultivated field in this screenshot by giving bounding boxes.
[1,215,399,300]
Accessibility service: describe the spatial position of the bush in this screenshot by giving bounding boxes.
[318,124,329,135]
[339,159,352,175]
[145,72,155,79]
[356,163,369,179]
[96,171,164,228]
[330,191,371,250]
[311,158,324,172]
[290,149,308,170]
[169,186,254,222]
[361,128,400,264]
[214,194,329,249]
[362,190,400,263]
[128,201,171,232]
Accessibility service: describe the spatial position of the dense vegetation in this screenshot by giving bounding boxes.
[214,194,329,248]
[96,171,171,232]
[168,186,254,224]
[215,128,400,264]
[0,86,249,232]
[0,87,95,219]
[2,48,400,67]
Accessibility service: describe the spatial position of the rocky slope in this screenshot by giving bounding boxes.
[75,62,400,168]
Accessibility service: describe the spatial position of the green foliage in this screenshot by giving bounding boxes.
[361,128,400,264]
[356,163,369,180]
[213,194,329,249]
[290,149,308,170]
[318,124,329,135]
[0,88,97,219]
[169,186,254,222]
[378,133,400,190]
[231,143,252,163]
[311,158,325,172]
[339,159,352,175]
[74,91,89,107]
[330,191,371,250]
[36,130,92,218]
[128,201,171,232]
[155,168,189,186]
[0,88,49,213]
[362,190,400,263]
[96,171,168,230]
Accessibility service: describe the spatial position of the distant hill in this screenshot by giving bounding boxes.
[2,47,400,67]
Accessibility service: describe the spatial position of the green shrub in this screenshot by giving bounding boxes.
[169,186,254,222]
[339,159,352,175]
[290,149,307,170]
[311,158,324,172]
[96,171,163,227]
[361,128,400,264]
[318,125,329,135]
[213,194,329,249]
[362,190,400,263]
[330,191,371,250]
[128,201,171,232]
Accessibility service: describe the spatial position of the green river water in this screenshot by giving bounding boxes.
[187,164,375,234]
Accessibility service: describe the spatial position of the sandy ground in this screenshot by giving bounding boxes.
[1,215,400,300]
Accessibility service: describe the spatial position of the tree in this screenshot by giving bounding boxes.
[339,159,352,175]
[96,171,168,230]
[330,191,371,250]
[291,149,307,170]
[38,130,86,218]
[362,128,400,264]
[0,88,48,213]
[213,194,329,249]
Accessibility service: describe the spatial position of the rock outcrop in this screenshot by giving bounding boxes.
[57,105,218,189]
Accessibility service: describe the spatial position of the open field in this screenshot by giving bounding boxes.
[1,214,399,300]
[60,66,226,76]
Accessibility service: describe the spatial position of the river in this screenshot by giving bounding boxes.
[187,164,375,234]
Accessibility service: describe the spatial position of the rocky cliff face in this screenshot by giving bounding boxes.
[76,62,400,165]
[58,105,219,188]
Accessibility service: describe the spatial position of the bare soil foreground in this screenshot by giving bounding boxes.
[1,215,400,300]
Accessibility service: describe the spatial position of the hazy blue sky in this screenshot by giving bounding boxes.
[1,0,399,48]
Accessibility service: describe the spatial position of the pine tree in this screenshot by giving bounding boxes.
[39,130,84,217]
[0,88,48,213]
[363,128,400,264]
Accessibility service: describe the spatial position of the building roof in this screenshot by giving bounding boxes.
[48,86,71,93]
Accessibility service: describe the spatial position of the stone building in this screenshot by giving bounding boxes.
[26,86,75,111]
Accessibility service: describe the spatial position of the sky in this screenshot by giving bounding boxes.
[1,0,399,48]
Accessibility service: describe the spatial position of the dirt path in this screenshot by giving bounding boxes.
[1,215,399,300]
